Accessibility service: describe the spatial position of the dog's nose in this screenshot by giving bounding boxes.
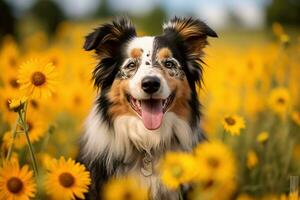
[141,76,161,94]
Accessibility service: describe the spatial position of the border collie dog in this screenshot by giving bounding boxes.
[79,17,217,200]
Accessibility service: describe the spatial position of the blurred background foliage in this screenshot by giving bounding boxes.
[266,0,300,26]
[1,0,300,39]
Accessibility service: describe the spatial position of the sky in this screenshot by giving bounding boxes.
[7,0,270,29]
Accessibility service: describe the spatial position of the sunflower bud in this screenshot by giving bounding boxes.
[8,96,28,112]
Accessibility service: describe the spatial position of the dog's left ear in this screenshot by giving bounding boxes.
[163,17,217,54]
[163,17,217,85]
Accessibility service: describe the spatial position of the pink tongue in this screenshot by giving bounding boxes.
[141,99,163,130]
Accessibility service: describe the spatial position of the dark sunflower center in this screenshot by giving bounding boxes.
[31,72,46,86]
[74,96,82,105]
[9,78,20,88]
[51,58,58,66]
[277,97,285,104]
[9,57,17,68]
[225,117,236,125]
[247,61,254,70]
[30,100,39,109]
[27,121,33,131]
[7,177,23,194]
[59,172,75,188]
[123,191,133,200]
[203,179,215,189]
[21,121,33,132]
[208,157,220,169]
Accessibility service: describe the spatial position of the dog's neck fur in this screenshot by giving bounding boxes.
[82,105,197,199]
[82,105,195,168]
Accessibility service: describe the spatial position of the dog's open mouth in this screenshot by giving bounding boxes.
[127,93,175,130]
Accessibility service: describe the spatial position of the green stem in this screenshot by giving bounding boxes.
[6,116,20,161]
[40,131,50,152]
[222,129,226,142]
[179,189,184,200]
[40,125,55,152]
[18,110,39,176]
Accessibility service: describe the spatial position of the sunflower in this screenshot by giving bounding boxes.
[8,96,28,112]
[2,66,21,91]
[272,22,284,37]
[289,192,298,200]
[0,36,20,70]
[160,152,197,189]
[188,179,236,200]
[222,114,245,136]
[103,176,148,200]
[291,111,300,126]
[278,194,289,200]
[42,47,66,71]
[18,59,58,99]
[236,194,255,200]
[280,34,290,45]
[246,150,258,169]
[37,153,53,169]
[28,99,42,113]
[45,157,91,200]
[58,81,93,118]
[256,131,269,143]
[0,160,36,200]
[268,87,290,116]
[261,194,281,200]
[23,31,48,51]
[0,87,19,124]
[194,141,236,184]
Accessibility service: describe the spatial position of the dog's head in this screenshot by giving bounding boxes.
[84,17,217,130]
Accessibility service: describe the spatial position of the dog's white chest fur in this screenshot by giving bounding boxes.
[82,106,195,199]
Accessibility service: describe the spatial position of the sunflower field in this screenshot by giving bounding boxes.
[0,20,300,200]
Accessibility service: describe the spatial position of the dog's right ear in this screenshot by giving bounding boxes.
[84,17,136,58]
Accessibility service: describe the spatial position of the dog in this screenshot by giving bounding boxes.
[78,16,217,200]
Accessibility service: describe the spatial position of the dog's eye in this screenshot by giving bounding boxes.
[164,61,175,69]
[126,62,136,69]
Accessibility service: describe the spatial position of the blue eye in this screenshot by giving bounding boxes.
[165,61,175,69]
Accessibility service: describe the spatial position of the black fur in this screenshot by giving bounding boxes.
[95,90,113,127]
[77,150,122,200]
[84,17,136,91]
[84,17,136,126]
